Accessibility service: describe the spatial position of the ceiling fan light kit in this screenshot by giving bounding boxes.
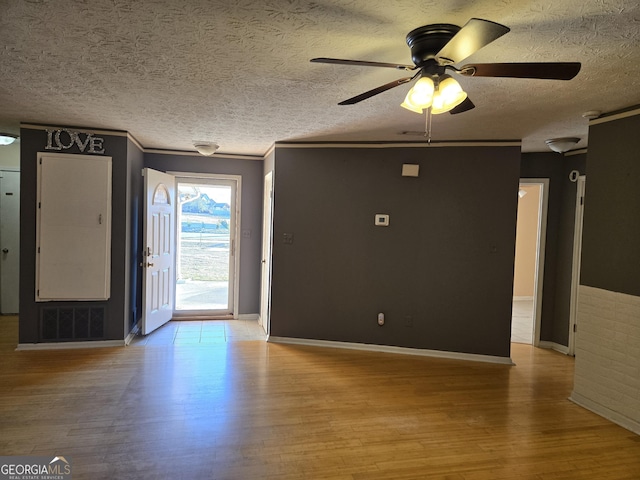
[0,133,18,146]
[193,141,219,156]
[401,75,468,115]
[545,137,580,153]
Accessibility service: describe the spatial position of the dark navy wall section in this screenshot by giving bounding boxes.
[127,139,144,331]
[269,145,520,358]
[19,126,130,343]
[581,113,640,296]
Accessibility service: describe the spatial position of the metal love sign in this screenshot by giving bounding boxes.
[45,128,105,154]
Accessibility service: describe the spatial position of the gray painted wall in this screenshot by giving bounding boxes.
[19,126,131,342]
[127,139,144,331]
[269,145,520,358]
[144,153,263,315]
[581,113,640,296]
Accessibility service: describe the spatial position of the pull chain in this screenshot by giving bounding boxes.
[424,107,433,143]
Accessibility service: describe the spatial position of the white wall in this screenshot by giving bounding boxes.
[513,185,540,298]
[571,285,640,435]
[0,142,20,168]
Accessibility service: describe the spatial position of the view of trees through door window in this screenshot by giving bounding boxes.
[175,181,233,313]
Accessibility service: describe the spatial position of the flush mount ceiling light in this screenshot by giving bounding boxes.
[0,133,18,146]
[193,141,219,156]
[545,137,580,153]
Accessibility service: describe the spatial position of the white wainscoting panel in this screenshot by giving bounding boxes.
[570,285,640,435]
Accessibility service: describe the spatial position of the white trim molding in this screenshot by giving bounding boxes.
[589,107,640,126]
[268,336,514,365]
[570,391,640,436]
[275,141,521,150]
[538,341,570,355]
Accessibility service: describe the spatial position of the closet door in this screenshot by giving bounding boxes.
[36,153,112,301]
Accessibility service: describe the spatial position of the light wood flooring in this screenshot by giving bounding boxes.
[1,315,639,479]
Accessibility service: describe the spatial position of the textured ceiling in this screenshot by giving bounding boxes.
[1,0,639,156]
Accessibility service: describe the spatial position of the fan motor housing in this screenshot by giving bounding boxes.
[406,24,460,67]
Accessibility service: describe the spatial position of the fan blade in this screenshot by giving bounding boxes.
[449,97,475,114]
[338,77,413,105]
[311,57,416,71]
[459,62,581,80]
[436,18,510,64]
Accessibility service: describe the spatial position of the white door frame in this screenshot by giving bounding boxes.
[568,175,586,356]
[259,172,273,335]
[518,178,549,347]
[169,172,241,319]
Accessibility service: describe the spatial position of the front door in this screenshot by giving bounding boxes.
[141,168,176,335]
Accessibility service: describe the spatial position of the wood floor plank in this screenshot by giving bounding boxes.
[1,316,639,479]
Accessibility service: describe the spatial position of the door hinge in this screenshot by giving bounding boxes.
[573,323,577,333]
[580,196,584,206]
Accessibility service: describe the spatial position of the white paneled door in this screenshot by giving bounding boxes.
[0,170,19,314]
[141,168,176,335]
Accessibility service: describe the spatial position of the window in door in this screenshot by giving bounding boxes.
[174,176,238,317]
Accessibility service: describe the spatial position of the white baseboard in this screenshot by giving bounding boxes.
[570,391,640,436]
[513,296,534,301]
[238,313,259,321]
[538,341,570,355]
[268,336,514,365]
[16,340,125,351]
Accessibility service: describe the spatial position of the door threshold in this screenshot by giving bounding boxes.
[172,314,234,321]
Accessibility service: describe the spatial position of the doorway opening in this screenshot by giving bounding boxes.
[173,175,240,318]
[512,180,548,345]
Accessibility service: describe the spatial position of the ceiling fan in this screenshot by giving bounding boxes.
[311,18,581,115]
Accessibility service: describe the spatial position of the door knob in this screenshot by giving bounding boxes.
[2,248,7,253]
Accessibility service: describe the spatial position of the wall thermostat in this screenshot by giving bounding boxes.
[375,214,389,226]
